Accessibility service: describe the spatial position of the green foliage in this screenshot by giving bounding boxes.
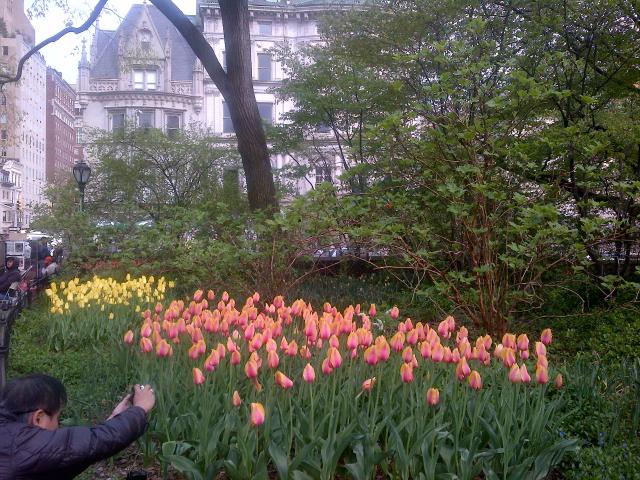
[556,357,640,480]
[275,0,640,334]
[545,308,640,363]
[563,443,640,480]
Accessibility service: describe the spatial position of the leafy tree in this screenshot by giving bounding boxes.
[85,126,236,223]
[280,0,640,332]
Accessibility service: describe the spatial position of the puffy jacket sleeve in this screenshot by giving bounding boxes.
[0,270,20,293]
[12,406,147,478]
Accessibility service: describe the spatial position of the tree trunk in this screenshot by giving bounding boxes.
[149,0,278,212]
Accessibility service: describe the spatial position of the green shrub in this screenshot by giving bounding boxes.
[562,443,640,480]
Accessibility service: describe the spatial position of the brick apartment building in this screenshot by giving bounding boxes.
[46,67,76,181]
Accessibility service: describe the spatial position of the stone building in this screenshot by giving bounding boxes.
[46,67,76,181]
[77,1,360,198]
[75,3,204,141]
[0,0,46,233]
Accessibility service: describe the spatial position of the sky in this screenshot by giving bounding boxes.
[28,0,195,85]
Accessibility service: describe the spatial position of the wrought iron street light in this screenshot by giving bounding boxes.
[72,160,91,212]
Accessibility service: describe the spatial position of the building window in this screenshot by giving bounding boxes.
[315,166,332,185]
[222,102,233,133]
[109,110,125,133]
[133,69,157,90]
[2,211,8,223]
[140,30,151,51]
[166,114,181,137]
[257,102,273,125]
[258,21,272,36]
[1,46,7,56]
[257,53,272,81]
[0,130,6,140]
[137,110,154,129]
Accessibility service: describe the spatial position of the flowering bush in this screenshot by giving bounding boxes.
[116,289,575,479]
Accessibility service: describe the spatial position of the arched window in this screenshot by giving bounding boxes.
[140,30,151,50]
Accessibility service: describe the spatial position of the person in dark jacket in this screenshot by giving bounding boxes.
[0,257,21,298]
[0,374,155,479]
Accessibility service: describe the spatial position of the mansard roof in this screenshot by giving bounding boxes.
[91,4,196,81]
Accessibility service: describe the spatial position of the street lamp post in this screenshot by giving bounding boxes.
[72,160,91,212]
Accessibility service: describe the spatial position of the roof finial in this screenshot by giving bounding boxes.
[79,37,89,67]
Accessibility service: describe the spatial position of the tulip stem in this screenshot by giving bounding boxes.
[309,381,315,440]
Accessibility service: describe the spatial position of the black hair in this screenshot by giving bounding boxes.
[5,257,18,268]
[0,374,67,422]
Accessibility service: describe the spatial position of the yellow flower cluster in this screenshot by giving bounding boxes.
[45,274,174,314]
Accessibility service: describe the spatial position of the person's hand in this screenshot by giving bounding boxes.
[132,384,155,414]
[107,393,132,420]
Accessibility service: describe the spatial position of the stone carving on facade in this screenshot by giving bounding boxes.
[171,82,192,95]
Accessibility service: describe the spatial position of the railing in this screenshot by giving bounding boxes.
[89,80,119,92]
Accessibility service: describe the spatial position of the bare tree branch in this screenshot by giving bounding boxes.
[0,0,109,86]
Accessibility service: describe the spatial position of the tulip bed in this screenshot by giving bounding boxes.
[45,277,578,480]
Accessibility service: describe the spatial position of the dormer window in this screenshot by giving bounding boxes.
[133,69,157,90]
[140,30,151,51]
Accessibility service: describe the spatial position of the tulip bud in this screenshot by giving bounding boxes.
[508,364,522,383]
[390,306,399,320]
[520,363,531,383]
[455,358,471,380]
[369,304,376,317]
[503,348,516,368]
[502,333,516,350]
[468,370,482,390]
[541,328,553,346]
[536,365,549,384]
[402,346,413,363]
[250,402,265,427]
[535,341,546,357]
[232,390,241,407]
[400,362,414,383]
[139,337,153,353]
[537,354,549,369]
[516,334,529,351]
[328,347,342,369]
[322,357,333,375]
[376,337,391,361]
[362,377,376,391]
[193,367,205,385]
[554,373,563,389]
[275,371,294,389]
[156,339,172,357]
[426,387,440,406]
[123,330,134,345]
[267,351,279,369]
[419,341,431,359]
[431,343,444,362]
[303,363,316,383]
[364,346,379,365]
[244,359,259,379]
[390,331,405,352]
